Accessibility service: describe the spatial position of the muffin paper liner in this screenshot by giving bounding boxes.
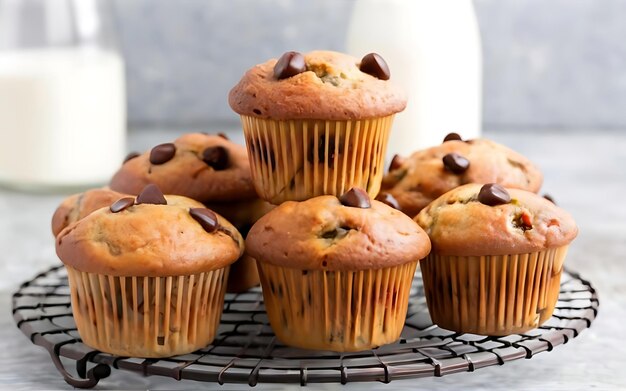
[256,260,417,352]
[240,115,394,204]
[66,266,229,357]
[420,246,569,336]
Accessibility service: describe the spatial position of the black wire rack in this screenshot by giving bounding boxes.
[12,264,598,388]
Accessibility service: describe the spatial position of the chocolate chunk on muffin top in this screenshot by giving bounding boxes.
[245,189,431,271]
[228,50,407,120]
[414,183,577,256]
[381,137,543,217]
[109,133,256,202]
[51,188,129,237]
[56,186,244,277]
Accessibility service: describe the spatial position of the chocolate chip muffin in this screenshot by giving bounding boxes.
[110,132,264,292]
[56,185,243,357]
[415,183,577,335]
[110,132,256,202]
[229,50,407,204]
[381,135,543,217]
[51,188,128,237]
[246,188,431,351]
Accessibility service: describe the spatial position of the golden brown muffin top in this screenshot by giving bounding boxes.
[415,184,577,256]
[229,50,407,120]
[51,188,129,237]
[381,137,544,217]
[109,133,256,202]
[56,189,244,277]
[245,190,431,271]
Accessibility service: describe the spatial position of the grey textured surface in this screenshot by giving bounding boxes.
[109,0,626,130]
[0,128,625,389]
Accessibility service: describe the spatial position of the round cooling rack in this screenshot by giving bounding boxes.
[12,265,598,388]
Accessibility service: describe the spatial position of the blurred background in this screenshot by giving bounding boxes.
[112,0,626,131]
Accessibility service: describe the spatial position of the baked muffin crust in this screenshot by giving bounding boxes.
[56,195,244,276]
[382,138,543,217]
[110,133,256,202]
[229,50,407,120]
[51,188,128,237]
[415,184,577,256]
[246,194,430,271]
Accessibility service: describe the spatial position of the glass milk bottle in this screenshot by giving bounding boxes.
[347,0,482,159]
[0,0,126,191]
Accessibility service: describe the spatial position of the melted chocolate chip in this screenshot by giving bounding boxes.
[375,192,400,210]
[442,153,470,174]
[389,154,404,171]
[339,187,371,209]
[149,143,176,165]
[135,184,167,205]
[202,146,229,170]
[217,132,229,140]
[478,183,511,206]
[123,152,140,164]
[359,53,390,80]
[274,51,306,80]
[443,133,463,142]
[110,197,135,213]
[190,208,219,233]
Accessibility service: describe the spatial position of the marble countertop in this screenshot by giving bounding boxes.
[1,128,624,390]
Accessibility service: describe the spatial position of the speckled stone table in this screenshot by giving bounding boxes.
[1,128,624,390]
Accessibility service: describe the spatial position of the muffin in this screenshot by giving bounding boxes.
[51,188,128,237]
[109,132,263,292]
[110,132,256,203]
[246,188,431,351]
[56,185,244,357]
[415,183,577,335]
[381,134,543,217]
[229,50,407,203]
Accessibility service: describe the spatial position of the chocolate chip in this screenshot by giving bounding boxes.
[442,153,470,174]
[217,132,229,140]
[478,183,511,206]
[307,134,337,166]
[389,154,404,171]
[375,192,400,210]
[149,143,176,165]
[110,197,135,213]
[443,133,463,142]
[123,152,140,164]
[359,53,390,80]
[135,184,167,205]
[202,146,229,170]
[339,188,371,209]
[274,51,306,80]
[189,208,219,233]
[543,194,556,204]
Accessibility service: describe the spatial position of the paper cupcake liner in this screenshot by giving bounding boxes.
[240,115,394,204]
[66,266,229,357]
[420,246,569,336]
[256,260,417,352]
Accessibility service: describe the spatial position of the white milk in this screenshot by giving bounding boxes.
[347,0,482,158]
[0,48,125,190]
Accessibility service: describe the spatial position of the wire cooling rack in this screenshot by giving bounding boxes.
[12,265,598,388]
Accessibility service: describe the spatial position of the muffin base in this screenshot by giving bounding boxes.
[66,266,229,357]
[420,246,569,336]
[240,115,393,204]
[256,260,417,352]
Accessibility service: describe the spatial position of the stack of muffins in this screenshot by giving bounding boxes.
[52,49,578,359]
